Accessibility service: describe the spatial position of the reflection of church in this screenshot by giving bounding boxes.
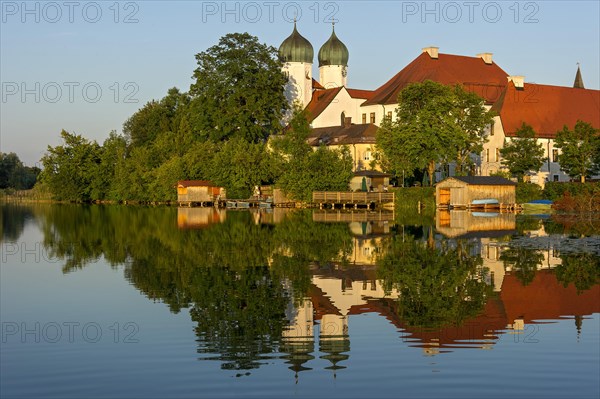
[281,217,599,371]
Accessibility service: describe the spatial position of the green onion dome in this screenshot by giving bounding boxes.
[279,22,314,64]
[318,26,349,67]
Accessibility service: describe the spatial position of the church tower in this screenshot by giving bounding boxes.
[318,23,349,88]
[279,21,314,108]
[573,63,585,89]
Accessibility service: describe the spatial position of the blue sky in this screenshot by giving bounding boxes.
[1,0,599,165]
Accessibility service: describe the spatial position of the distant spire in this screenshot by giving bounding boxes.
[573,63,585,89]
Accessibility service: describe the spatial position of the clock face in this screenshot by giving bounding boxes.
[342,66,347,77]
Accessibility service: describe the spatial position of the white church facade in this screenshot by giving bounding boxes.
[278,24,600,187]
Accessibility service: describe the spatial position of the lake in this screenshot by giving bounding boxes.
[1,204,599,398]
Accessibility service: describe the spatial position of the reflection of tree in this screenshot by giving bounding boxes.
[190,265,290,370]
[377,236,490,329]
[29,205,356,372]
[1,204,35,242]
[554,252,600,293]
[500,247,544,286]
[516,215,543,234]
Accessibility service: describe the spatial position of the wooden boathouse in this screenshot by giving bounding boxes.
[435,176,517,210]
[177,180,226,206]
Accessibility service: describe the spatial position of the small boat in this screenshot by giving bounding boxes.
[226,201,237,208]
[471,198,499,206]
[236,201,250,208]
[259,201,272,208]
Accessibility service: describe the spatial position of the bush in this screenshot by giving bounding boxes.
[516,182,543,203]
[543,182,597,201]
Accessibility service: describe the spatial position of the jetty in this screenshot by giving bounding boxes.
[312,191,395,209]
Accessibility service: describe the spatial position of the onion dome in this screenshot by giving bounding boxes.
[279,22,314,64]
[318,25,349,67]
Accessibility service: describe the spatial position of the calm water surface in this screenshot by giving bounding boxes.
[1,204,599,398]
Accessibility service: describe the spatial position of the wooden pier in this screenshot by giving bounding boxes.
[312,191,395,209]
[312,209,395,223]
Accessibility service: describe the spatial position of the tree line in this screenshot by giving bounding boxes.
[37,32,600,199]
[0,152,40,191]
[39,33,351,202]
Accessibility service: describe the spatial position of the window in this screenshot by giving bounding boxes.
[490,120,495,136]
[495,148,500,162]
[370,112,376,124]
[552,149,559,162]
[553,174,559,182]
[364,151,372,161]
[387,111,392,120]
[485,149,490,162]
[362,113,366,124]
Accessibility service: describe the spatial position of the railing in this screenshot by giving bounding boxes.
[312,191,395,204]
[312,210,395,223]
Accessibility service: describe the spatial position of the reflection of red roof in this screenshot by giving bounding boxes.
[500,270,600,324]
[363,52,508,106]
[177,180,214,187]
[493,82,600,138]
[347,88,374,100]
[309,284,341,321]
[305,87,343,122]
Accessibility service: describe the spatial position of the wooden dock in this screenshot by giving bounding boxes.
[312,191,395,209]
[312,209,395,223]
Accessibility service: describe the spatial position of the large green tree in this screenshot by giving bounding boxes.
[40,130,102,201]
[189,33,288,143]
[375,81,493,185]
[500,123,546,182]
[554,120,600,183]
[272,106,353,201]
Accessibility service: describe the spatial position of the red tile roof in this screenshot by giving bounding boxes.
[312,78,325,90]
[346,88,374,100]
[177,180,214,188]
[305,87,343,122]
[308,123,378,146]
[493,82,600,138]
[362,52,509,106]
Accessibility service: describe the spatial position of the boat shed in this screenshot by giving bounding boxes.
[177,180,226,205]
[436,176,516,209]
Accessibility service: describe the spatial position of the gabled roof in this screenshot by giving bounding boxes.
[177,180,214,188]
[312,78,325,90]
[346,88,374,100]
[362,52,509,106]
[305,87,343,122]
[308,123,378,146]
[441,176,517,186]
[493,82,600,138]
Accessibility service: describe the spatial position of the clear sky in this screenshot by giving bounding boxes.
[1,0,599,165]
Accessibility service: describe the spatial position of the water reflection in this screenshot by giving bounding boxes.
[3,204,599,376]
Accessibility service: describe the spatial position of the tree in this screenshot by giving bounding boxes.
[0,152,39,190]
[189,33,288,143]
[554,120,600,183]
[500,123,546,182]
[40,130,102,201]
[452,86,495,174]
[375,81,493,185]
[272,106,353,201]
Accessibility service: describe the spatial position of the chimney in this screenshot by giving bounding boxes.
[344,117,352,128]
[477,52,493,65]
[422,46,439,59]
[507,75,525,89]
